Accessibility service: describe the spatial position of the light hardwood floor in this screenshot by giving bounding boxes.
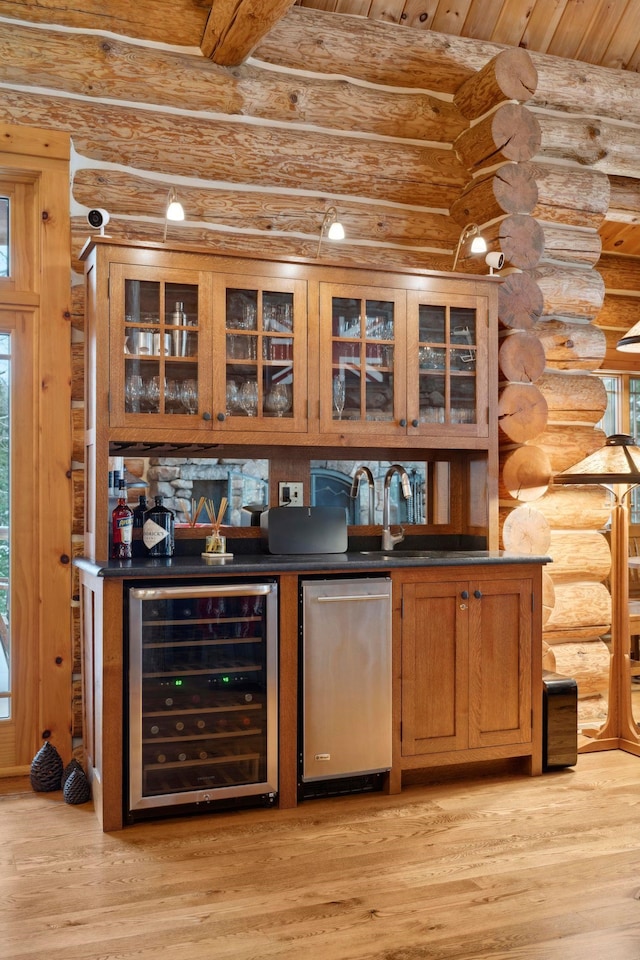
[2,753,640,960]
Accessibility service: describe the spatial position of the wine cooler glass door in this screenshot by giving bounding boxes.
[128,582,278,815]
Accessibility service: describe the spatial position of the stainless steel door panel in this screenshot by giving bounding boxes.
[302,578,392,781]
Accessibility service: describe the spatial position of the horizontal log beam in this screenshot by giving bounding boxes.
[3,91,465,207]
[71,168,461,251]
[0,22,466,143]
[532,318,607,371]
[0,0,209,45]
[69,217,454,276]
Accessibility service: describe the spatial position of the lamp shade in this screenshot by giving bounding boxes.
[617,319,640,352]
[470,235,487,254]
[553,433,640,486]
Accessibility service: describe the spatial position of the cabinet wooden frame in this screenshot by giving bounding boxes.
[389,562,543,791]
[81,237,498,561]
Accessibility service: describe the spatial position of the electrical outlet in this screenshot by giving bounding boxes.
[278,481,303,506]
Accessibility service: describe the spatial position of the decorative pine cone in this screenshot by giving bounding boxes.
[63,767,91,805]
[62,757,84,788]
[30,741,63,792]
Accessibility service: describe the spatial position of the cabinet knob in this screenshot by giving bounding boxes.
[474,590,482,599]
[412,419,419,428]
[461,590,469,600]
[216,412,226,422]
[202,411,212,421]
[399,418,407,427]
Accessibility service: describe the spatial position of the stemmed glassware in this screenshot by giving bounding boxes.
[266,383,291,417]
[125,374,143,413]
[180,379,198,415]
[240,380,259,417]
[333,376,346,420]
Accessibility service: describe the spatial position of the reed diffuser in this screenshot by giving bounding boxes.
[204,496,228,555]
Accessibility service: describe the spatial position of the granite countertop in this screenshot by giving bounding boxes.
[74,549,551,578]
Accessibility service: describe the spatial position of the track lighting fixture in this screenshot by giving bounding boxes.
[452,223,487,271]
[163,187,185,242]
[317,206,345,257]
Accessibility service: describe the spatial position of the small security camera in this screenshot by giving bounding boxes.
[87,208,110,233]
[485,251,505,271]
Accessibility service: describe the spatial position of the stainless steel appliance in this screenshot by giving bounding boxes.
[128,582,278,819]
[301,577,392,785]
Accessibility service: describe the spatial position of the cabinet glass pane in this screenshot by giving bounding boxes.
[225,288,295,419]
[331,296,395,422]
[417,304,477,426]
[124,279,199,416]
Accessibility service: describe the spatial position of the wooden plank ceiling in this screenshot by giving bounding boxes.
[295,0,640,73]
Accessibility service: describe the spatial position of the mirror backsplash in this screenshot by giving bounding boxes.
[114,456,438,527]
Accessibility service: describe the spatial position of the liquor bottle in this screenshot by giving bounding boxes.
[111,478,133,559]
[132,494,148,558]
[142,496,175,557]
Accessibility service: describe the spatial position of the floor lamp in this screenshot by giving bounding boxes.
[554,434,640,755]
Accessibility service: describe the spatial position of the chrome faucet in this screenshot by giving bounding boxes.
[382,464,412,551]
[350,465,375,525]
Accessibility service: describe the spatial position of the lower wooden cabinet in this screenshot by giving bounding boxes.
[393,563,543,780]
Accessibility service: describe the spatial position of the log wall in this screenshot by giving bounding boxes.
[2,2,640,742]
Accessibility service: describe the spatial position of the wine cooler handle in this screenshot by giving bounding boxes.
[130,583,273,600]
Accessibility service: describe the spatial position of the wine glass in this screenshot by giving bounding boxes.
[125,374,143,413]
[333,376,346,420]
[240,380,259,417]
[180,379,198,415]
[266,383,291,418]
[144,375,161,413]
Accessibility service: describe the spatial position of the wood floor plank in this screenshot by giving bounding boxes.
[2,753,640,958]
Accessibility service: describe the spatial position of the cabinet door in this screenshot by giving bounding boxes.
[216,276,308,434]
[406,291,489,438]
[467,577,532,748]
[401,579,469,755]
[109,264,213,429]
[318,282,407,436]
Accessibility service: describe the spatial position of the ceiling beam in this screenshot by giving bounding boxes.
[202,0,298,65]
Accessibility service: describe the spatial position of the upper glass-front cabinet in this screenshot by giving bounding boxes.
[406,290,489,438]
[320,284,488,438]
[219,275,307,434]
[109,265,307,433]
[319,283,406,437]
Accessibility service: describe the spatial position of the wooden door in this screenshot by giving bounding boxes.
[467,577,532,748]
[406,290,490,439]
[214,274,308,435]
[109,263,213,431]
[400,579,469,756]
[318,282,407,437]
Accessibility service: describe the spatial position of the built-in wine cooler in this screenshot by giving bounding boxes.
[127,581,278,820]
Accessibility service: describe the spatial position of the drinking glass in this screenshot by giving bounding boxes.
[266,383,291,417]
[125,374,143,413]
[333,376,346,420]
[180,379,198,415]
[240,380,259,417]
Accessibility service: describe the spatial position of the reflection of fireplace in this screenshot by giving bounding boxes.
[145,457,267,525]
[310,468,356,523]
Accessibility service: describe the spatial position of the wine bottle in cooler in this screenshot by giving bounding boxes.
[111,478,133,559]
[143,496,175,557]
